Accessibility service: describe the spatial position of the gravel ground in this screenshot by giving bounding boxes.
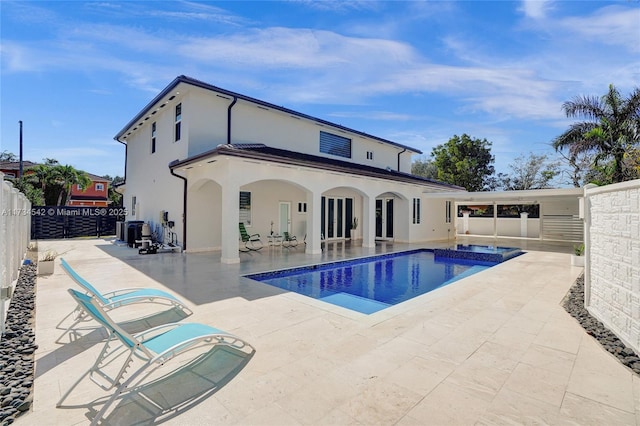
[563,274,640,375]
[0,263,37,425]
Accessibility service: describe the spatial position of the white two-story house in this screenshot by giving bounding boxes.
[115,76,463,263]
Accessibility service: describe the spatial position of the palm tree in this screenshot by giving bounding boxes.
[53,165,92,206]
[27,164,55,194]
[552,84,640,184]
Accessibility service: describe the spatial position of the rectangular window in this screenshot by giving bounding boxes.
[239,191,251,226]
[151,122,157,153]
[320,131,351,158]
[412,198,421,224]
[445,201,452,223]
[458,204,494,217]
[298,202,307,213]
[131,196,137,216]
[497,204,540,218]
[95,183,104,191]
[174,103,182,142]
[366,151,374,160]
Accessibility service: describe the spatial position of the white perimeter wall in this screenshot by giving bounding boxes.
[585,179,640,354]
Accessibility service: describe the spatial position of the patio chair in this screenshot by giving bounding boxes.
[282,232,298,248]
[57,258,192,340]
[57,289,255,424]
[239,222,263,251]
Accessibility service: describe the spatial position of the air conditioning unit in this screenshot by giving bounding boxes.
[116,221,125,241]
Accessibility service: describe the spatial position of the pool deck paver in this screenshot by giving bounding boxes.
[22,237,640,425]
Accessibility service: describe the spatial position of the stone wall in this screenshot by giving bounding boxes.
[585,179,640,354]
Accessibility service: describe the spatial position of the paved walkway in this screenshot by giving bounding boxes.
[25,238,640,425]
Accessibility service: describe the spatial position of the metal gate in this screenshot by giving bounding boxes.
[30,206,125,239]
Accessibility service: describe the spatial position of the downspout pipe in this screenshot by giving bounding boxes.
[169,161,188,251]
[114,136,128,183]
[227,96,237,144]
[397,148,407,171]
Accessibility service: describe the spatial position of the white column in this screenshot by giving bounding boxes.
[220,181,240,264]
[462,212,469,234]
[520,212,529,237]
[362,195,375,248]
[305,191,322,254]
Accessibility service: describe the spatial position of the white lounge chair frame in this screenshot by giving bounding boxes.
[58,289,255,425]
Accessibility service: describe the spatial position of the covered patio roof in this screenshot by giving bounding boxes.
[422,187,585,202]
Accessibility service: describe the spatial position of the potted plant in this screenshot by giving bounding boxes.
[38,250,58,275]
[350,217,359,240]
[571,243,585,267]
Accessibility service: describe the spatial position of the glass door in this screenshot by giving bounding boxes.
[376,197,394,240]
[323,196,345,240]
[278,202,291,235]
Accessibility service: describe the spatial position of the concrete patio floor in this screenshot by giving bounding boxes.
[25,237,640,425]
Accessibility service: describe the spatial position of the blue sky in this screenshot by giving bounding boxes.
[1,1,638,181]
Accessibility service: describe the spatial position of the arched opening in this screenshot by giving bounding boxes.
[374,191,408,241]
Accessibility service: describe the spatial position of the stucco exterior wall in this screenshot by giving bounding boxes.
[123,94,189,245]
[586,179,640,354]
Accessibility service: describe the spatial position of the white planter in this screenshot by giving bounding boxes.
[571,255,584,267]
[38,260,55,275]
[350,229,360,240]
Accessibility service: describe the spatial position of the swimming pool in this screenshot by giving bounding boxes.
[246,249,498,314]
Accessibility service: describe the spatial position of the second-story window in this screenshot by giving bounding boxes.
[151,122,157,153]
[96,183,105,191]
[366,151,374,160]
[174,103,182,142]
[320,131,351,159]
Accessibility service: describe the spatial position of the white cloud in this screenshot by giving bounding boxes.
[561,5,640,53]
[519,0,555,19]
[2,2,635,127]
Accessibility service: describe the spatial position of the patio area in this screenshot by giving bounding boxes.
[26,237,640,425]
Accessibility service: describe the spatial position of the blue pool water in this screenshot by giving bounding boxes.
[246,250,498,314]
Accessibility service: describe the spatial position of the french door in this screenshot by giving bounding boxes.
[375,198,394,239]
[321,197,354,240]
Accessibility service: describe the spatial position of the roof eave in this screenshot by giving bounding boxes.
[116,75,422,154]
[169,146,462,191]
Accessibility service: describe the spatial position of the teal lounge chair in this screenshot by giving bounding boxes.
[58,258,192,339]
[57,289,255,424]
[238,222,263,251]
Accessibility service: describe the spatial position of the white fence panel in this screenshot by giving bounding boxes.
[1,173,32,335]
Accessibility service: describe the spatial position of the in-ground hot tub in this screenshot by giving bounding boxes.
[434,244,523,263]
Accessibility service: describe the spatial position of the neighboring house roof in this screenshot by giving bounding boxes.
[0,160,39,171]
[114,75,422,154]
[82,173,109,182]
[1,161,108,184]
[170,143,464,191]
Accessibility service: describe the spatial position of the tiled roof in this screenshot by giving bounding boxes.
[170,143,464,191]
